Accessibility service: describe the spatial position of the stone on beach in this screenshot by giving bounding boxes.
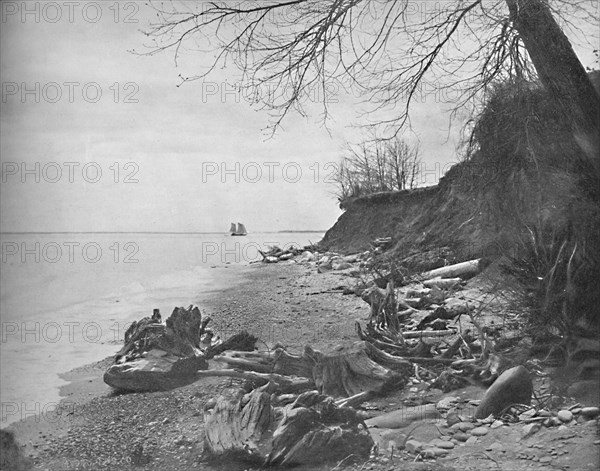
[470,426,489,437]
[475,365,533,419]
[557,410,573,423]
[581,406,600,419]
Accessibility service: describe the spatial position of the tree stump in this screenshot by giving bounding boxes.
[203,385,373,466]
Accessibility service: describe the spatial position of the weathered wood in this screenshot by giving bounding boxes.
[205,330,257,359]
[402,329,457,339]
[195,369,314,394]
[335,391,374,408]
[311,342,406,397]
[105,306,258,392]
[423,277,462,289]
[422,259,481,280]
[214,341,409,399]
[204,386,374,466]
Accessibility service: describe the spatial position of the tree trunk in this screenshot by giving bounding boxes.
[507,0,600,171]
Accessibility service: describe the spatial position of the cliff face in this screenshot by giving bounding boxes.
[322,72,600,267]
[321,72,600,329]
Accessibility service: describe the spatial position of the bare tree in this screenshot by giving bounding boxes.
[386,139,421,191]
[332,137,422,204]
[143,0,599,168]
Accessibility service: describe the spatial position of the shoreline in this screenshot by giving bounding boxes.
[5,260,365,470]
[4,258,600,471]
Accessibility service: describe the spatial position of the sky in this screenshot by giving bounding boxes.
[0,1,597,233]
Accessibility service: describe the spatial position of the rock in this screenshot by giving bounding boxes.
[457,422,475,432]
[406,440,423,454]
[445,411,461,426]
[422,448,437,459]
[490,420,504,429]
[522,423,541,437]
[436,396,458,410]
[369,429,407,452]
[581,406,600,419]
[557,410,573,423]
[545,417,562,427]
[299,251,315,262]
[332,261,353,270]
[453,432,470,442]
[431,439,454,449]
[431,447,449,456]
[265,256,279,263]
[475,366,532,419]
[278,253,294,261]
[465,436,478,445]
[518,408,537,420]
[470,426,489,437]
[0,430,32,471]
[343,254,360,263]
[570,407,582,415]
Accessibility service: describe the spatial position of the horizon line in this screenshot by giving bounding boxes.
[0,230,327,235]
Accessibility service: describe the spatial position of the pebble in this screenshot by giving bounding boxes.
[405,440,423,454]
[545,417,562,427]
[465,436,478,445]
[570,408,582,415]
[457,422,475,432]
[470,426,489,436]
[453,432,470,442]
[522,423,541,436]
[422,448,437,459]
[540,456,552,463]
[581,407,600,419]
[557,410,573,423]
[431,439,455,449]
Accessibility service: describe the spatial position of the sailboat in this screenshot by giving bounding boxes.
[230,222,248,236]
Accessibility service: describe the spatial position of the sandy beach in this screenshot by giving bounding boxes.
[5,261,368,471]
[4,259,600,471]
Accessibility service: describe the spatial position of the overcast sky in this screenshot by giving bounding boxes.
[1,1,597,233]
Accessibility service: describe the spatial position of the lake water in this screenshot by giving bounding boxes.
[0,232,323,426]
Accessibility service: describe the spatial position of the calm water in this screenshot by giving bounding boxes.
[0,232,323,426]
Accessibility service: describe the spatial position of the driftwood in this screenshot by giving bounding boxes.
[105,306,258,392]
[213,341,410,399]
[203,385,373,466]
[422,259,481,280]
[116,305,208,362]
[195,369,314,394]
[423,277,462,289]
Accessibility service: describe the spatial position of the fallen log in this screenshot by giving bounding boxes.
[402,329,457,339]
[195,369,314,394]
[422,259,481,280]
[423,277,462,289]
[213,341,409,399]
